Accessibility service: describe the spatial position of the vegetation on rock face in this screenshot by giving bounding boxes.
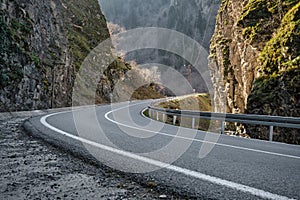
[210,0,299,144]
[0,0,111,111]
[0,11,31,89]
[209,0,253,114]
[210,37,232,77]
[238,0,298,48]
[246,2,300,144]
[62,0,110,72]
[246,1,300,103]
[258,2,300,75]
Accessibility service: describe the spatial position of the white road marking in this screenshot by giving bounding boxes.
[105,104,300,160]
[40,107,296,200]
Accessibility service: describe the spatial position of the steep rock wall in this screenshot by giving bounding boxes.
[209,0,259,114]
[0,0,110,111]
[210,0,299,143]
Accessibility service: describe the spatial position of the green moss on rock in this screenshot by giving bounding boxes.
[246,2,300,144]
[62,0,110,72]
[210,0,299,143]
[238,0,298,48]
[258,2,300,75]
[0,13,28,88]
[247,67,300,144]
[211,36,232,77]
[238,0,272,27]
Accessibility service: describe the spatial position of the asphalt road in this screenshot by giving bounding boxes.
[24,101,300,200]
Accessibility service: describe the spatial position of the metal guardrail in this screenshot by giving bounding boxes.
[148,105,300,141]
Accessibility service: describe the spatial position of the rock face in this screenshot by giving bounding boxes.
[0,0,110,111]
[210,0,299,143]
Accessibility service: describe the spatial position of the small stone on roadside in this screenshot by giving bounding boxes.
[159,194,167,199]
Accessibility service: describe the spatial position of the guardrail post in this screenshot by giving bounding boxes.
[173,116,177,125]
[192,118,195,129]
[162,114,166,122]
[156,111,159,121]
[221,121,225,134]
[269,126,274,141]
[149,109,152,118]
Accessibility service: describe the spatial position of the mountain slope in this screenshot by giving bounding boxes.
[99,0,220,93]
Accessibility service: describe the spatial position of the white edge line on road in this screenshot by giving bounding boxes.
[40,109,295,200]
[104,105,300,160]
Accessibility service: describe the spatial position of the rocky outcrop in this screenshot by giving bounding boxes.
[0,0,111,111]
[210,0,299,143]
[209,0,258,114]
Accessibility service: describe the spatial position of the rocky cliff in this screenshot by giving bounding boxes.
[0,0,160,112]
[0,0,110,111]
[210,0,299,143]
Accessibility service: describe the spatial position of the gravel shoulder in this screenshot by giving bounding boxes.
[0,112,184,200]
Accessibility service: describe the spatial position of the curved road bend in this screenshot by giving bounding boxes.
[25,101,300,200]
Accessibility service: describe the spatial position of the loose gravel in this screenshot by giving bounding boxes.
[0,114,183,199]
